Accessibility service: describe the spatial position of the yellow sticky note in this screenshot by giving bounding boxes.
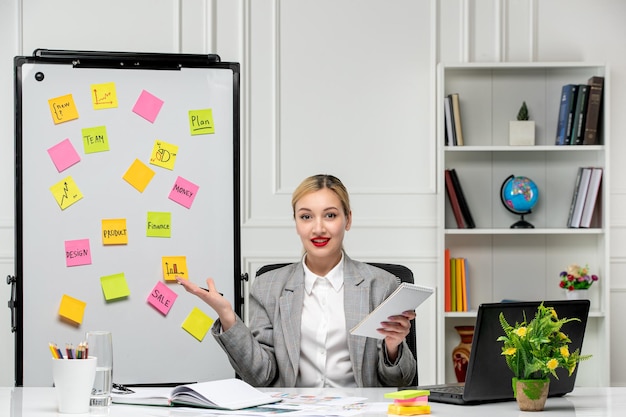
[91,82,118,109]
[384,390,430,400]
[387,404,431,415]
[149,140,178,170]
[188,109,215,135]
[82,126,110,154]
[147,212,171,238]
[182,307,214,341]
[100,273,130,301]
[123,159,155,192]
[48,93,79,124]
[102,218,128,245]
[162,256,187,281]
[58,294,87,324]
[50,176,83,210]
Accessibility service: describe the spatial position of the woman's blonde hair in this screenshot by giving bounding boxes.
[291,174,351,218]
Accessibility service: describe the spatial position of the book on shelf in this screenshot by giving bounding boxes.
[444,248,451,312]
[446,256,469,312]
[566,167,584,227]
[444,169,465,228]
[450,257,457,312]
[444,95,457,146]
[450,93,464,146]
[580,167,603,228]
[568,167,592,228]
[583,76,605,145]
[555,84,578,145]
[571,84,590,145]
[449,168,476,228]
[111,378,281,410]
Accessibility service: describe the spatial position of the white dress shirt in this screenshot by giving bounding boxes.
[297,254,357,387]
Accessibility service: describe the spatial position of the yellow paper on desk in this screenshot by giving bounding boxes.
[388,404,431,415]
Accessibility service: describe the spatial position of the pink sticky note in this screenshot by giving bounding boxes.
[147,281,177,315]
[65,239,92,267]
[168,176,199,209]
[132,90,164,123]
[48,139,81,172]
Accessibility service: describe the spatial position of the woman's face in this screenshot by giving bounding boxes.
[294,188,352,261]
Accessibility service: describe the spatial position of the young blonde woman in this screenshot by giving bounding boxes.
[177,174,416,387]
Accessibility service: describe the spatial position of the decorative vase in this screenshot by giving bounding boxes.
[565,289,589,300]
[512,378,550,411]
[452,325,474,383]
[509,120,535,146]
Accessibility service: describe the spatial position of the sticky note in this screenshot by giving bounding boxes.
[188,109,215,135]
[161,256,187,281]
[132,90,164,123]
[48,94,79,124]
[181,307,214,342]
[149,140,178,170]
[168,176,199,209]
[147,212,171,238]
[91,82,118,109]
[100,273,130,301]
[58,294,87,324]
[387,404,431,415]
[123,159,155,192]
[102,218,128,245]
[384,390,430,400]
[82,126,110,154]
[65,239,92,267]
[147,281,177,315]
[50,176,83,210]
[393,397,429,406]
[47,139,81,172]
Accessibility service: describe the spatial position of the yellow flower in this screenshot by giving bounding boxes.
[560,346,570,358]
[513,327,527,337]
[503,347,516,355]
[558,332,568,340]
[547,359,559,370]
[550,308,558,320]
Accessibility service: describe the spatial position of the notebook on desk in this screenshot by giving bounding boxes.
[418,300,590,405]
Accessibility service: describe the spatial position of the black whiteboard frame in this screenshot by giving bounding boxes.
[13,50,242,386]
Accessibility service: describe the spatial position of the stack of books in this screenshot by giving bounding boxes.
[444,249,470,312]
[444,168,475,229]
[444,93,464,146]
[567,167,603,228]
[385,389,431,415]
[555,76,604,146]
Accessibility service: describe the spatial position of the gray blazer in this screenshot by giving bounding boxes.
[212,254,417,387]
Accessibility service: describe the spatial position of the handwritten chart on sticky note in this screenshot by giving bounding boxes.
[162,256,187,281]
[149,140,178,170]
[50,176,83,210]
[91,82,118,110]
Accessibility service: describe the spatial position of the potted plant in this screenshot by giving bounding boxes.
[497,303,591,411]
[509,101,535,146]
[559,264,599,299]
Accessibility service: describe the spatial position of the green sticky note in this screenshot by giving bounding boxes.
[188,109,215,135]
[82,125,110,153]
[100,273,130,301]
[181,307,214,341]
[384,389,430,399]
[146,212,171,238]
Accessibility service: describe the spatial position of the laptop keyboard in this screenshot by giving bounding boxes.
[431,385,464,394]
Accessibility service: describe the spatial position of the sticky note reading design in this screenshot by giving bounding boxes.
[147,212,171,238]
[147,281,178,315]
[132,90,164,123]
[48,94,79,124]
[82,126,110,154]
[50,176,83,210]
[181,307,214,342]
[161,256,187,281]
[102,218,128,245]
[58,294,87,325]
[47,139,81,172]
[168,176,199,209]
[100,273,130,301]
[149,140,178,170]
[65,239,92,267]
[91,82,118,109]
[188,109,215,135]
[123,159,155,192]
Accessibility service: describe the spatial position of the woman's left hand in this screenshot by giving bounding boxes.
[378,310,416,362]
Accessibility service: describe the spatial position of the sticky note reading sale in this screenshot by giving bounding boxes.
[123,159,155,192]
[168,176,199,209]
[100,273,130,301]
[181,307,214,342]
[48,94,79,124]
[65,239,91,267]
[147,281,177,315]
[58,294,87,324]
[47,139,81,172]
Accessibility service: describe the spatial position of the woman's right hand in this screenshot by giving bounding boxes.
[176,277,237,331]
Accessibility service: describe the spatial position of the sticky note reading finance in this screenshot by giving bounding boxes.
[91,82,118,110]
[100,273,130,301]
[123,159,155,193]
[132,90,164,123]
[146,212,171,238]
[102,218,128,245]
[168,176,199,209]
[82,126,110,154]
[149,140,178,170]
[58,294,87,325]
[48,94,79,124]
[147,281,177,315]
[161,256,187,281]
[47,139,81,172]
[182,307,214,342]
[50,176,83,210]
[188,109,215,135]
[65,238,92,267]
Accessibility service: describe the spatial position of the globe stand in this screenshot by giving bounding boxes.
[500,175,538,229]
[511,213,534,229]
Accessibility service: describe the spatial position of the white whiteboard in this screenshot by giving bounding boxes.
[14,51,241,386]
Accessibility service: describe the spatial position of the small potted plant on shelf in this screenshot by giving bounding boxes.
[559,264,599,300]
[509,101,535,146]
[497,303,591,411]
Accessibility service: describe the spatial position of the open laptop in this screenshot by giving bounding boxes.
[418,300,590,405]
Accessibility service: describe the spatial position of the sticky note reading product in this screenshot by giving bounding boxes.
[50,176,83,210]
[168,176,199,209]
[149,140,178,170]
[47,139,81,172]
[91,82,118,109]
[147,212,171,238]
[147,281,178,315]
[181,307,214,341]
[123,159,155,192]
[188,109,215,135]
[48,94,79,124]
[102,218,128,245]
[58,294,87,324]
[100,273,130,301]
[132,90,164,123]
[82,126,110,154]
[162,256,187,281]
[65,239,92,267]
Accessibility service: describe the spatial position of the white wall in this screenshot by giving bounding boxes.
[2,0,626,387]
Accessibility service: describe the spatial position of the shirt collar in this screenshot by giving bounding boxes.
[302,252,345,294]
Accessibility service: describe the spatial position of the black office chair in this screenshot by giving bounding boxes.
[254,262,419,386]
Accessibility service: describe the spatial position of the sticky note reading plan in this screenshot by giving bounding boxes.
[181,307,214,342]
[188,109,215,135]
[147,281,177,315]
[168,176,199,209]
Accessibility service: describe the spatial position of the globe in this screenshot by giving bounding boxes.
[500,175,539,228]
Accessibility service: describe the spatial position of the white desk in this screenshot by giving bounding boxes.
[2,386,625,416]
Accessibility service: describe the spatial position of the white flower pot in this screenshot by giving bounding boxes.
[509,121,535,146]
[565,289,589,300]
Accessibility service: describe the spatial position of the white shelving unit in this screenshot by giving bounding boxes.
[436,63,610,387]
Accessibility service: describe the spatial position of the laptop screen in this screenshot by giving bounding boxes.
[463,300,590,403]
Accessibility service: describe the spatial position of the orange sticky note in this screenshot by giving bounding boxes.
[58,294,87,324]
[181,307,214,341]
[161,256,187,281]
[102,218,128,245]
[123,159,155,192]
[48,94,79,124]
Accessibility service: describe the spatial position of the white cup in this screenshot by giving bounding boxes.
[52,357,97,414]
